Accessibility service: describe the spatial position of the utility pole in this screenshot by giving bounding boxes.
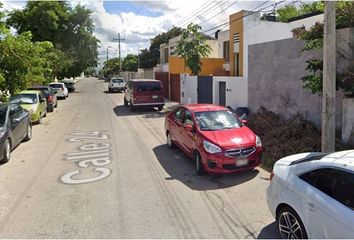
[322,1,336,152]
[137,48,140,69]
[113,33,125,73]
[106,48,109,62]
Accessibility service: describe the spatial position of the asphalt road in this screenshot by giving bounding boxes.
[0,78,280,239]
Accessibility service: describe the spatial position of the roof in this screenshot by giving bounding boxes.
[183,104,227,112]
[19,90,41,94]
[129,79,161,82]
[324,150,354,169]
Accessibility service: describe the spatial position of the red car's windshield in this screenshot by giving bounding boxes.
[194,110,242,131]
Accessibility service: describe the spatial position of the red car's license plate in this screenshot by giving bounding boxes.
[236,159,248,166]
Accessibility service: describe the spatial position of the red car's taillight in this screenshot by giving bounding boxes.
[270,171,274,181]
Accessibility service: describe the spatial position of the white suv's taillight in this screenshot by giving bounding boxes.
[270,171,274,181]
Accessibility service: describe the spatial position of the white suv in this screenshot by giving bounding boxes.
[49,82,69,99]
[266,150,354,239]
[108,77,125,92]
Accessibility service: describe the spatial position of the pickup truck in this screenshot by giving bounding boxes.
[108,77,126,92]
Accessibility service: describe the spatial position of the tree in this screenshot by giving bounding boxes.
[122,54,138,72]
[102,58,121,77]
[0,3,58,99]
[276,2,324,22]
[292,2,354,97]
[139,26,183,68]
[7,1,99,78]
[0,32,54,96]
[175,23,211,76]
[276,5,300,22]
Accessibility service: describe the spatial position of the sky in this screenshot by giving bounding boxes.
[0,0,292,65]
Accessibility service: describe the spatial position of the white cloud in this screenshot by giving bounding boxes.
[0,0,26,11]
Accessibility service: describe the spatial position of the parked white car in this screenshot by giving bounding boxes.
[108,77,125,92]
[49,82,69,99]
[266,150,354,239]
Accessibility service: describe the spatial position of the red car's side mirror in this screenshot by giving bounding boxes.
[184,124,193,132]
[241,119,248,125]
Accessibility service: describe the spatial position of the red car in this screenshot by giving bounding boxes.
[164,104,264,175]
[124,79,165,111]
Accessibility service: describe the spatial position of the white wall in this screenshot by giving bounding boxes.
[180,74,198,104]
[243,20,293,77]
[217,30,229,59]
[206,40,219,58]
[290,14,324,29]
[162,63,169,72]
[342,98,354,145]
[213,76,248,107]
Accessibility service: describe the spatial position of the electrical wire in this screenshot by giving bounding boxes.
[202,1,276,33]
[178,0,221,28]
[174,0,215,27]
[179,1,229,28]
[199,0,239,30]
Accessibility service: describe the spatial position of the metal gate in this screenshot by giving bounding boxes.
[170,74,181,102]
[219,81,226,106]
[197,76,213,104]
[154,72,169,99]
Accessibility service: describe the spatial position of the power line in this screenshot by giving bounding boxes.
[174,0,215,27]
[179,1,225,28]
[198,0,239,29]
[136,1,146,16]
[202,1,274,33]
[174,0,214,26]
[155,0,171,17]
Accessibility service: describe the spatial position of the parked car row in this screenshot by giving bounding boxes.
[119,78,354,239]
[0,81,75,164]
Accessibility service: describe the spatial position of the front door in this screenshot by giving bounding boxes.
[180,110,195,155]
[219,82,226,106]
[197,76,213,104]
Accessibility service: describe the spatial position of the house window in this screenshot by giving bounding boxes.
[163,48,169,64]
[223,41,229,62]
[233,33,240,44]
[235,53,240,76]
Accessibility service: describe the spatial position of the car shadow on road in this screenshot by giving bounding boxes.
[153,144,259,191]
[104,90,123,94]
[113,105,166,118]
[257,221,280,239]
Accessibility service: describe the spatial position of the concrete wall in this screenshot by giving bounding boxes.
[121,71,138,81]
[213,77,248,107]
[181,74,198,104]
[168,56,225,76]
[342,98,354,145]
[248,38,343,130]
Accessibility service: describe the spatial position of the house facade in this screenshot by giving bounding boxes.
[228,10,324,77]
[158,34,220,74]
